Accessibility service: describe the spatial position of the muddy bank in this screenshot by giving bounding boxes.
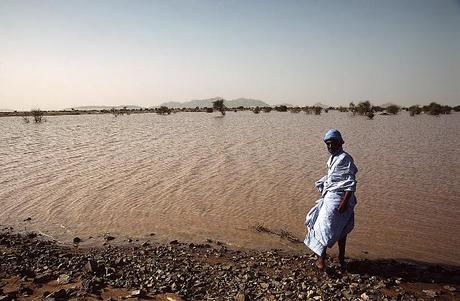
[1,226,459,300]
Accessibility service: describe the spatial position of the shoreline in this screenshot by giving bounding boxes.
[1,226,459,300]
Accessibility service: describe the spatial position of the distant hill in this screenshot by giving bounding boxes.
[68,105,143,111]
[158,97,270,108]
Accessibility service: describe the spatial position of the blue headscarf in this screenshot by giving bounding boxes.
[323,128,344,144]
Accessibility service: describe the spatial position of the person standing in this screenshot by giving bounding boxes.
[304,129,358,270]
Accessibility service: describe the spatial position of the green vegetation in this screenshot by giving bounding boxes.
[156,106,172,115]
[386,105,400,115]
[274,105,288,112]
[263,107,272,113]
[31,109,45,123]
[422,102,452,115]
[408,105,422,116]
[3,101,458,120]
[212,99,226,116]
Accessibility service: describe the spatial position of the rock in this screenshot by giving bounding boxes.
[57,274,71,285]
[23,217,32,221]
[422,289,437,298]
[260,283,269,289]
[235,291,249,301]
[73,237,81,244]
[19,286,33,296]
[104,234,115,241]
[0,296,13,301]
[45,289,67,299]
[130,289,146,297]
[141,241,150,247]
[84,260,98,274]
[443,285,456,292]
[360,292,369,300]
[19,268,36,278]
[170,240,179,245]
[34,272,54,284]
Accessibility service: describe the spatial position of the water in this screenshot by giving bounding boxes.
[1,111,459,265]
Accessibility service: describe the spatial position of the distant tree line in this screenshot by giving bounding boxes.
[7,101,460,123]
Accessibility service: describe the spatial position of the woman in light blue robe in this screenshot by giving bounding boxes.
[304,129,358,270]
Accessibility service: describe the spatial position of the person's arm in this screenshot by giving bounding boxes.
[337,191,352,213]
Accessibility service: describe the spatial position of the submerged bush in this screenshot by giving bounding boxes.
[31,109,45,123]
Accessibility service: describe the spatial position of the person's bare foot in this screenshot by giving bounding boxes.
[315,258,326,271]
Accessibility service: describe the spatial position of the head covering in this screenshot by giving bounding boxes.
[323,128,344,144]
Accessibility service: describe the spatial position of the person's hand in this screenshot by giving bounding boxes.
[337,200,348,213]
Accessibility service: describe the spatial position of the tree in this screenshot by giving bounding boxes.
[349,102,356,115]
[355,101,374,119]
[408,105,422,116]
[423,102,442,115]
[212,99,226,116]
[157,106,171,115]
[263,107,272,113]
[386,105,400,115]
[274,105,287,112]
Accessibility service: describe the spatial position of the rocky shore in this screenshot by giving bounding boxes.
[1,227,459,300]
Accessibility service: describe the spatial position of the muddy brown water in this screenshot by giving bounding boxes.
[1,111,459,265]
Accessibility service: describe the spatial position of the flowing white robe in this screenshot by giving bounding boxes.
[304,150,358,256]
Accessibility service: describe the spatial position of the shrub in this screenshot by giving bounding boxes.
[408,105,422,116]
[274,105,287,112]
[157,106,171,115]
[31,109,45,123]
[423,102,442,115]
[386,105,400,115]
[263,107,272,113]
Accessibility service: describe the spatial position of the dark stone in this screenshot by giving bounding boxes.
[84,261,98,274]
[104,234,115,241]
[19,286,33,296]
[34,272,54,284]
[73,237,81,244]
[19,268,36,278]
[235,291,250,301]
[45,288,68,299]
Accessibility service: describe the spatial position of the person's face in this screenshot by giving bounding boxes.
[325,139,341,154]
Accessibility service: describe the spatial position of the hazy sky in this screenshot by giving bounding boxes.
[1,0,459,110]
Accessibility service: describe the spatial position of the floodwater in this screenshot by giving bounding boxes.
[1,111,459,265]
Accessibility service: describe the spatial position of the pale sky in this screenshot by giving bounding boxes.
[1,0,459,110]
